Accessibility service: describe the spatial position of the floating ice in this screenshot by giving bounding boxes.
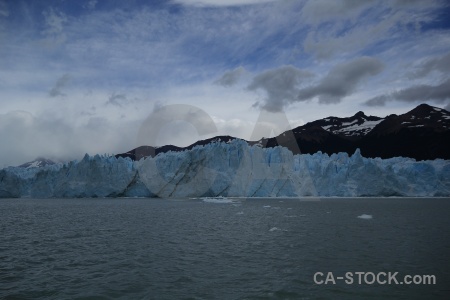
[202,197,233,204]
[269,227,280,232]
[236,211,244,215]
[263,205,271,208]
[357,214,373,219]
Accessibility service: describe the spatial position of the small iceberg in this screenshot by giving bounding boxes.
[269,227,279,232]
[202,197,233,204]
[357,214,373,219]
[263,205,271,208]
[236,211,244,215]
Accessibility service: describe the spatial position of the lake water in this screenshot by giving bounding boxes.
[1,197,449,299]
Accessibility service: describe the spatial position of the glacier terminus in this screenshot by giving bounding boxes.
[1,140,449,198]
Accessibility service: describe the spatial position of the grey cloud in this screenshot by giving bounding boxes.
[394,79,450,103]
[152,101,165,113]
[106,93,129,107]
[365,95,392,107]
[137,104,218,148]
[303,11,403,60]
[409,52,450,78]
[247,65,314,112]
[297,57,384,104]
[49,74,71,97]
[445,103,450,111]
[301,1,440,60]
[364,78,450,106]
[215,66,246,87]
[0,111,140,167]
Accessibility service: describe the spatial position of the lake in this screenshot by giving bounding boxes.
[1,197,449,299]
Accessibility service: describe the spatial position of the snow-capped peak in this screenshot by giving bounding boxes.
[302,111,384,138]
[18,158,56,169]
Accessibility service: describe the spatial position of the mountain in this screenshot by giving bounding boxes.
[3,103,448,198]
[301,110,384,139]
[116,103,450,161]
[18,158,56,169]
[358,104,450,160]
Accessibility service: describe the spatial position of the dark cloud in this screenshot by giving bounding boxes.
[247,65,313,112]
[364,78,450,106]
[297,57,384,104]
[394,79,450,103]
[48,74,71,97]
[215,66,246,87]
[409,52,450,78]
[106,93,129,107]
[365,94,392,107]
[445,103,450,111]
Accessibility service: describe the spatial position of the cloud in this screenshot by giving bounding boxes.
[300,0,375,25]
[41,7,67,44]
[445,103,450,111]
[137,104,218,147]
[106,93,129,107]
[86,0,98,10]
[172,0,276,7]
[392,0,438,7]
[394,79,450,103]
[297,57,384,104]
[409,52,450,78]
[49,74,71,97]
[0,0,9,17]
[215,66,246,87]
[365,94,392,107]
[364,78,450,106]
[301,0,440,60]
[303,11,404,60]
[247,65,314,112]
[0,110,141,167]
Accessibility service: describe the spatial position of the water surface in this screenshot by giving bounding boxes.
[1,197,449,299]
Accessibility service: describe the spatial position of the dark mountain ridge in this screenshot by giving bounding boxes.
[112,103,449,161]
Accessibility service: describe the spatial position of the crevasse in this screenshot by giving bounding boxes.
[1,140,449,198]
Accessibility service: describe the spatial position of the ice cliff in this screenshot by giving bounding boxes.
[1,140,449,198]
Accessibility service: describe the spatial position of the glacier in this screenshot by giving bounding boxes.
[1,140,449,198]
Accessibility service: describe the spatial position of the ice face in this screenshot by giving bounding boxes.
[1,140,449,198]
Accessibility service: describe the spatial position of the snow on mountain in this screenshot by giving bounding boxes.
[303,111,384,138]
[113,104,449,162]
[18,158,57,169]
[1,140,449,198]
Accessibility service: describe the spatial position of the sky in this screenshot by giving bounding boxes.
[0,0,449,167]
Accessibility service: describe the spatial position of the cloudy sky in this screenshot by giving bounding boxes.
[0,0,449,166]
